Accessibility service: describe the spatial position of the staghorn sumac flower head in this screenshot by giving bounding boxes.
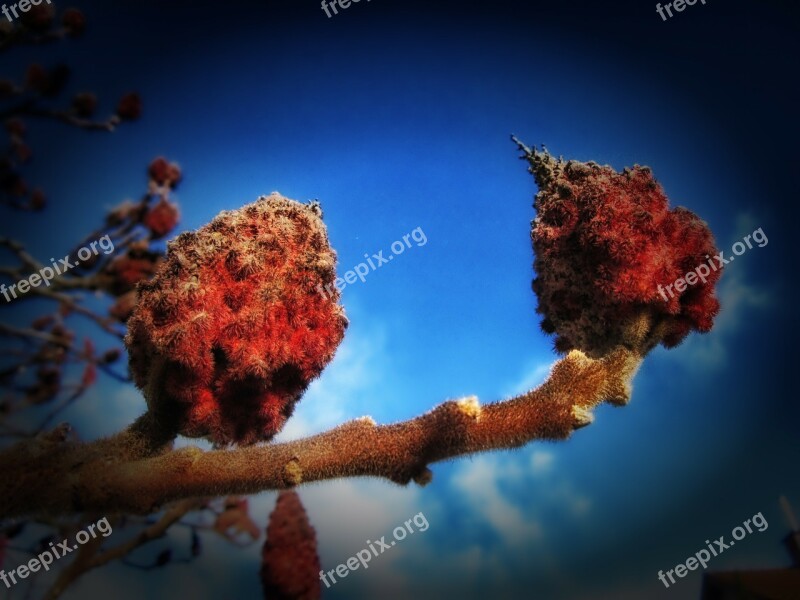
[518,141,721,357]
[126,193,347,446]
[5,118,26,137]
[20,3,55,32]
[71,92,97,118]
[61,8,85,37]
[103,243,162,295]
[24,64,48,94]
[116,92,142,121]
[147,157,181,189]
[261,490,321,600]
[143,198,180,239]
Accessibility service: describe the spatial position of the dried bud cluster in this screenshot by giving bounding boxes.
[0,5,138,212]
[104,242,163,296]
[143,198,181,239]
[0,4,85,39]
[19,2,55,32]
[147,157,181,190]
[61,8,85,37]
[521,142,721,357]
[261,491,321,600]
[126,193,347,445]
[115,92,142,121]
[97,157,182,323]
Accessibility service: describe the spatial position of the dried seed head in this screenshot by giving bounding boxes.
[261,491,321,600]
[519,141,721,357]
[126,193,347,445]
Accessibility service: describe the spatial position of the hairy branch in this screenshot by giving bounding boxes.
[0,347,641,519]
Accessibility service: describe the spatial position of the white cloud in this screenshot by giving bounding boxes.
[502,356,555,398]
[451,455,542,545]
[531,450,555,476]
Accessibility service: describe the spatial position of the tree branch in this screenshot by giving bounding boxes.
[43,499,203,600]
[0,347,642,519]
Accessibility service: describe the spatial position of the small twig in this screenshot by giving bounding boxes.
[11,107,120,132]
[0,27,71,53]
[0,322,60,345]
[0,236,46,273]
[37,385,87,431]
[43,499,201,599]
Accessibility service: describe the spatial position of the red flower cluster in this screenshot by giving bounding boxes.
[61,8,85,37]
[24,63,70,98]
[14,4,84,36]
[148,157,181,190]
[143,198,180,239]
[103,242,162,296]
[97,157,182,323]
[261,491,321,600]
[71,92,97,118]
[19,2,55,32]
[521,143,721,356]
[126,193,348,445]
[116,92,142,121]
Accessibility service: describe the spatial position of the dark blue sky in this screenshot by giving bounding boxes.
[1,0,798,598]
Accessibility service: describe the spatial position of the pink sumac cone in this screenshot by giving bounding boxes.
[518,140,722,357]
[126,193,347,445]
[261,490,321,600]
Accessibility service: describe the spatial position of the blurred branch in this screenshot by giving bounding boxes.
[6,105,122,132]
[43,499,202,600]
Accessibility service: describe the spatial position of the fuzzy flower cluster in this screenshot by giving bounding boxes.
[98,157,181,322]
[520,143,721,356]
[261,491,321,600]
[126,193,348,446]
[0,4,85,39]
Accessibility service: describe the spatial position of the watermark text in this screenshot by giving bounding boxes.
[317,226,427,299]
[658,226,767,302]
[1,517,113,589]
[657,511,768,589]
[320,512,429,588]
[1,234,114,303]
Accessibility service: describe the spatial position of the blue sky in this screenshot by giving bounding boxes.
[1,0,798,598]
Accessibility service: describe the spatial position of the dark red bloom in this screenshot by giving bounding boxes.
[24,64,48,94]
[27,367,61,404]
[5,118,26,137]
[126,193,347,445]
[519,142,722,356]
[116,92,142,121]
[20,3,55,32]
[104,245,162,295]
[261,491,321,600]
[29,189,46,211]
[61,8,85,37]
[101,348,123,364]
[72,92,97,118]
[143,198,180,239]
[147,157,181,189]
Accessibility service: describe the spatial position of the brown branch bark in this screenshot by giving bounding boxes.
[0,347,642,520]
